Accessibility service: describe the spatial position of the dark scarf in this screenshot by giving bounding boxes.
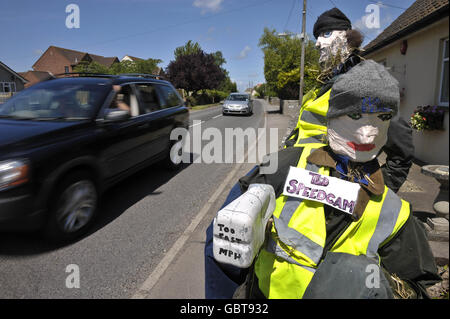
[329,152,379,187]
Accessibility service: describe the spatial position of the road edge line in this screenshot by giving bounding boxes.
[131,104,267,299]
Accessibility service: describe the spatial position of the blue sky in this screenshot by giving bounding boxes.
[1,0,415,91]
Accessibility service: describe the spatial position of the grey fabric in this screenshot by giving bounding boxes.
[366,188,402,258]
[266,236,317,273]
[303,252,394,299]
[327,60,399,119]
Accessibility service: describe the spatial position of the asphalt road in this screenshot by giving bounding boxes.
[0,100,266,298]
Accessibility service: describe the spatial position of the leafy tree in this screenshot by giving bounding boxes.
[166,51,226,95]
[110,58,162,75]
[218,76,237,93]
[174,40,202,59]
[254,83,267,98]
[74,58,162,76]
[73,61,110,74]
[258,27,320,99]
[211,51,226,68]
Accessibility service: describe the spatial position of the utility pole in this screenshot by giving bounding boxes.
[299,0,307,108]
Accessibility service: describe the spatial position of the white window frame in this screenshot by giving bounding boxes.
[0,82,16,93]
[438,38,449,107]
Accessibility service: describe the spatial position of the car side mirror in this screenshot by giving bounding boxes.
[104,109,130,122]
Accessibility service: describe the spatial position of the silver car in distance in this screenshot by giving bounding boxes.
[222,93,253,116]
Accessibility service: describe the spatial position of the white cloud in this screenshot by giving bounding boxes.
[193,0,223,14]
[354,5,396,46]
[33,49,44,56]
[237,45,251,60]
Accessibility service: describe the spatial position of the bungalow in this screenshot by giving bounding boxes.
[363,0,449,165]
[0,60,27,102]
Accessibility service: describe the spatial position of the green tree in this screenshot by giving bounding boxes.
[174,40,202,59]
[166,51,226,95]
[258,27,320,99]
[74,58,162,76]
[73,61,110,74]
[170,41,236,104]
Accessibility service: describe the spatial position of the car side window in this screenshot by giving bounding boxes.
[135,83,161,114]
[157,84,183,109]
[109,84,139,117]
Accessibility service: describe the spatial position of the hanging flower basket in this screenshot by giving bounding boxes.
[410,105,445,131]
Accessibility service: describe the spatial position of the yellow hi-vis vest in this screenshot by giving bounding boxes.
[254,145,410,299]
[285,88,331,148]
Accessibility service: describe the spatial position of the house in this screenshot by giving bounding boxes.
[18,70,52,88]
[32,46,119,75]
[121,55,144,63]
[121,55,163,75]
[0,60,27,101]
[363,0,449,165]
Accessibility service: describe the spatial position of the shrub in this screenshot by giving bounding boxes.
[410,105,445,131]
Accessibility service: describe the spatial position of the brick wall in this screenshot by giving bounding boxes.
[33,47,72,75]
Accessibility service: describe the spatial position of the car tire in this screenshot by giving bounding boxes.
[165,138,184,170]
[43,171,98,242]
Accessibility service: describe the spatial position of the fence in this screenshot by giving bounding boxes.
[0,92,14,104]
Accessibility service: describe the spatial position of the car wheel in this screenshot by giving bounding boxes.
[44,171,98,242]
[165,138,184,170]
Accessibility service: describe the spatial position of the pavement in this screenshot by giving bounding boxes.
[139,99,291,298]
[141,99,448,299]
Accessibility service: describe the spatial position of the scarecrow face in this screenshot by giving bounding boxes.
[315,30,350,66]
[327,112,392,162]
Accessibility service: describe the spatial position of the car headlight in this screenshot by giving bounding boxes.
[0,160,30,191]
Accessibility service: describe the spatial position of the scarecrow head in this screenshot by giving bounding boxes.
[313,8,364,68]
[326,60,399,163]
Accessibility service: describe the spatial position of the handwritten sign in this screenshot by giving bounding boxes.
[283,167,361,215]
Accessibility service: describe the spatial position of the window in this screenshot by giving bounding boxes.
[65,66,70,73]
[438,38,449,106]
[0,81,110,119]
[157,84,183,108]
[135,83,161,114]
[109,84,139,117]
[0,82,16,93]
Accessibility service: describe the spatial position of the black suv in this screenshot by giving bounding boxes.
[0,73,189,241]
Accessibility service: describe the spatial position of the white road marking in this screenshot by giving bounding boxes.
[189,121,204,128]
[132,108,267,299]
[212,114,222,119]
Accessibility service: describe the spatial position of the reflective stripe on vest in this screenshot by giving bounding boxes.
[294,89,330,147]
[254,146,411,299]
[300,110,327,126]
[296,134,327,145]
[271,161,324,265]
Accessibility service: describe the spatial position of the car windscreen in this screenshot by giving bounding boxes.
[226,95,248,101]
[0,79,111,120]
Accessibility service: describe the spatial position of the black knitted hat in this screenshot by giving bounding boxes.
[313,7,352,39]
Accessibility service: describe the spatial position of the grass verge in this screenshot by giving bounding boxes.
[189,103,220,112]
